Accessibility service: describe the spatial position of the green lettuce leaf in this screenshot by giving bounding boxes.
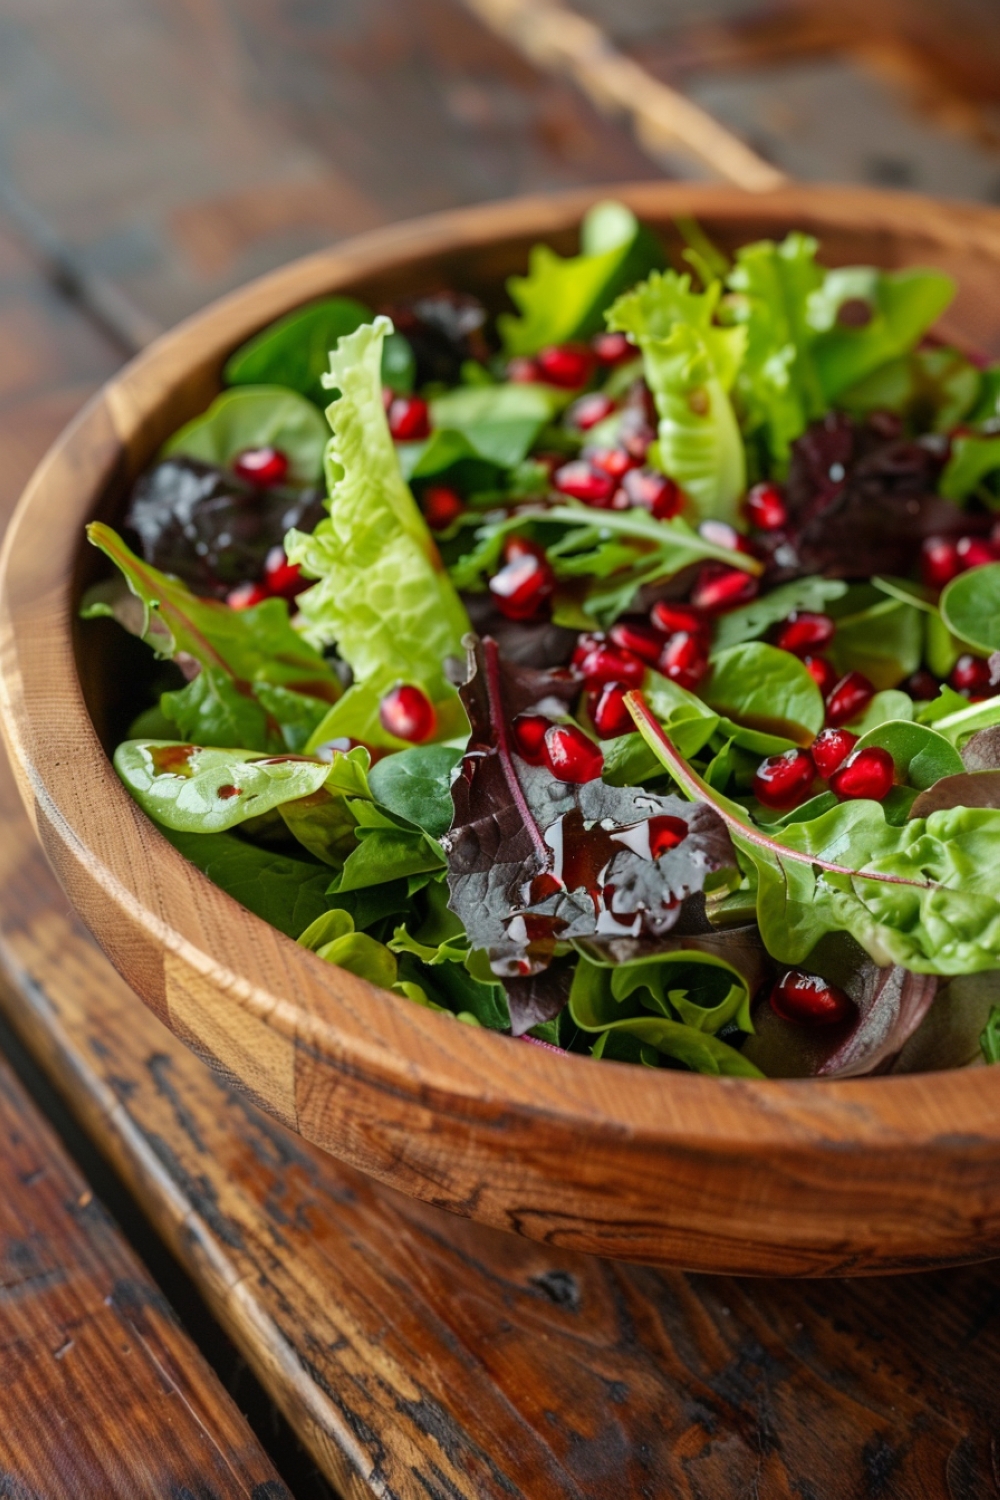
[284,317,471,750]
[807,265,955,400]
[223,295,373,407]
[839,345,981,433]
[162,386,329,483]
[425,383,561,468]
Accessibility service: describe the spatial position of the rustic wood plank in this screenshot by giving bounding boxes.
[0,1047,294,1500]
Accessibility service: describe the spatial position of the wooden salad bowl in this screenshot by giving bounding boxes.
[4,182,1000,1277]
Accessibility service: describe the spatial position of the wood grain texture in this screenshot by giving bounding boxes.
[0,1049,292,1500]
[5,183,1000,1276]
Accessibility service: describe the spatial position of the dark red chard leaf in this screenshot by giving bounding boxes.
[742,932,938,1079]
[504,958,575,1037]
[442,637,737,984]
[757,413,974,583]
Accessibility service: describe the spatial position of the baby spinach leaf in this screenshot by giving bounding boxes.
[854,719,964,790]
[940,562,1000,654]
[223,296,372,407]
[285,318,471,750]
[499,200,664,356]
[847,689,914,733]
[828,593,923,690]
[161,828,335,939]
[332,817,446,894]
[645,670,796,755]
[163,386,329,484]
[368,744,462,837]
[115,741,330,833]
[940,434,1000,503]
[704,642,824,745]
[712,576,847,651]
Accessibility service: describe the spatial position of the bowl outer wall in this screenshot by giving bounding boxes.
[2,181,1000,1277]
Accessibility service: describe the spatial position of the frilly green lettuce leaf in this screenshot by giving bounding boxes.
[162,385,329,484]
[284,317,471,750]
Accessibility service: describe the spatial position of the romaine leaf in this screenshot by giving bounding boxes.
[703,642,825,746]
[499,201,665,356]
[284,317,471,750]
[161,828,335,939]
[806,265,955,400]
[223,296,373,407]
[608,272,747,521]
[115,741,330,833]
[163,386,329,484]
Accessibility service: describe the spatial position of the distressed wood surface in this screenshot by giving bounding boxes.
[5,183,1000,1276]
[0,1047,293,1500]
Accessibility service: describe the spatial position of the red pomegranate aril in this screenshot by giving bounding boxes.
[592,330,633,366]
[568,392,616,431]
[512,712,552,764]
[388,395,431,442]
[659,631,709,691]
[811,726,859,779]
[691,563,759,614]
[803,655,839,696]
[825,671,875,727]
[956,535,997,570]
[618,467,683,520]
[232,445,289,487]
[648,815,688,857]
[588,682,634,739]
[489,552,554,621]
[698,519,749,554]
[507,356,541,383]
[906,669,940,701]
[770,970,855,1027]
[553,460,616,507]
[752,748,816,810]
[774,611,836,656]
[587,446,635,479]
[226,580,269,610]
[618,409,655,462]
[503,534,546,564]
[650,600,706,638]
[263,545,304,599]
[543,723,604,783]
[609,620,667,665]
[743,481,787,531]
[579,645,646,690]
[379,684,436,743]
[422,484,464,530]
[571,631,606,668]
[921,536,961,589]
[536,343,595,389]
[950,653,994,696]
[829,746,895,802]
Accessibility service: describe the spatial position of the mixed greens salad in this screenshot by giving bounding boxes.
[85,201,1000,1080]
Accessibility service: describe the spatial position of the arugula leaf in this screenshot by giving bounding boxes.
[704,642,825,746]
[284,318,471,750]
[223,296,373,407]
[161,828,335,939]
[367,744,462,837]
[499,201,664,356]
[980,1005,1000,1065]
[114,740,330,833]
[940,561,1000,653]
[163,386,329,484]
[712,576,847,650]
[806,265,955,400]
[608,272,747,521]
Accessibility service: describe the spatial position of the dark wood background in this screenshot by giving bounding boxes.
[3,3,1000,1496]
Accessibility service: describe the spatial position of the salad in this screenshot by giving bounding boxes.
[84,201,1000,1081]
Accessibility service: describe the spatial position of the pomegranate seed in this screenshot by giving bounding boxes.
[648,815,688,856]
[379,684,436,743]
[513,712,552,764]
[825,671,875,727]
[263,545,304,599]
[588,682,634,738]
[752,748,816,810]
[568,392,616,431]
[588,447,636,480]
[553,460,616,507]
[226,581,269,610]
[422,485,464,530]
[743,481,787,531]
[233,445,289,487]
[592,330,633,366]
[650,601,706,638]
[489,552,554,621]
[536,344,595,389]
[921,536,961,589]
[829,746,895,801]
[905,669,940,701]
[811,727,859,779]
[774,611,836,656]
[507,356,542,383]
[572,631,606,668]
[503,534,546,564]
[956,535,997,570]
[950,654,993,697]
[691,564,759,614]
[698,519,749,554]
[659,632,709,692]
[618,467,683,520]
[543,723,604,783]
[770,970,855,1026]
[618,408,655,462]
[579,645,646,690]
[388,395,431,442]
[803,655,839,696]
[609,620,667,665]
